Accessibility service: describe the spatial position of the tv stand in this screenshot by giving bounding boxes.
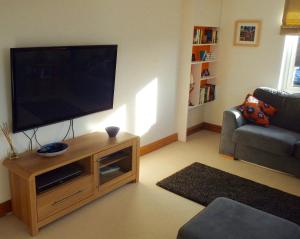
[3,132,140,236]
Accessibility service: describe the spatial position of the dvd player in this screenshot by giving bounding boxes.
[36,164,83,193]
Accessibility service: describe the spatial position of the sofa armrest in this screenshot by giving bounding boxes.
[219,107,247,156]
[224,107,247,129]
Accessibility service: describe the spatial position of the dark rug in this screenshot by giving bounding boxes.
[157,162,300,225]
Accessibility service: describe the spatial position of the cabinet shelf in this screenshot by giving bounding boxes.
[36,172,90,196]
[97,146,133,186]
[189,99,216,110]
[199,75,217,81]
[100,170,126,185]
[193,43,217,46]
[191,60,217,65]
[98,155,129,169]
[188,104,203,110]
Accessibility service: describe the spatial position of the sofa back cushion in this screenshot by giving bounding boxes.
[253,87,300,133]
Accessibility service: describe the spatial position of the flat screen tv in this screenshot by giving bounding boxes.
[11,45,118,133]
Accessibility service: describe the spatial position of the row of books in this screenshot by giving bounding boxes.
[199,84,216,104]
[193,28,218,44]
[199,51,217,61]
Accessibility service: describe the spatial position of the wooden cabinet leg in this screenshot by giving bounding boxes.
[29,225,39,237]
[134,139,140,183]
[27,178,38,237]
[132,178,139,183]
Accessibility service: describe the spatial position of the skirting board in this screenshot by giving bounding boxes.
[187,123,204,136]
[187,122,221,136]
[141,122,221,156]
[202,122,222,133]
[0,200,11,217]
[140,134,178,156]
[0,123,221,217]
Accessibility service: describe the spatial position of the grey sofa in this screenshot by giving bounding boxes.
[177,197,300,239]
[220,87,300,177]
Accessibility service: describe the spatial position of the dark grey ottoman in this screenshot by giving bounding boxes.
[177,197,300,239]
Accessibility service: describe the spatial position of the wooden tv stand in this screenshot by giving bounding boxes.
[3,132,140,236]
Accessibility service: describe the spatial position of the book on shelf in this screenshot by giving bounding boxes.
[212,29,218,43]
[193,29,198,44]
[208,84,216,101]
[199,84,216,104]
[199,87,205,105]
[204,86,209,103]
[193,28,218,44]
[193,29,203,44]
[205,29,212,43]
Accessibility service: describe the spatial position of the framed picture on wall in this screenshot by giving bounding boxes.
[234,20,261,47]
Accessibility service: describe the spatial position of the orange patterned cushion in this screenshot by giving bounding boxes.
[258,101,278,117]
[238,95,270,127]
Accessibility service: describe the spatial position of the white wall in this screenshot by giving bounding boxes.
[0,0,182,203]
[187,107,204,127]
[204,0,286,125]
[0,0,287,204]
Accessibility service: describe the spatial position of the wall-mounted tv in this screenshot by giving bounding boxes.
[11,45,118,133]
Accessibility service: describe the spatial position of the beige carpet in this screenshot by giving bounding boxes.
[0,130,299,239]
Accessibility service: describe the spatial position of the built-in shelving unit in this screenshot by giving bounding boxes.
[189,26,219,109]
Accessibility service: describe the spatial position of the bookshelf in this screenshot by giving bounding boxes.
[189,26,218,109]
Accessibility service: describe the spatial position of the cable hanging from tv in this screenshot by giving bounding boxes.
[34,128,42,147]
[22,119,75,152]
[22,128,39,151]
[62,119,75,141]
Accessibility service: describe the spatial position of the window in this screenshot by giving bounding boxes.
[280,36,300,92]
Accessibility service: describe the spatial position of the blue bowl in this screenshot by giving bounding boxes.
[37,142,69,157]
[105,126,120,137]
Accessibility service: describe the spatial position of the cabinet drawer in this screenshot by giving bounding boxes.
[37,175,94,221]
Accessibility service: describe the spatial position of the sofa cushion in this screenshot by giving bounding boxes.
[277,95,300,133]
[177,197,300,239]
[253,87,286,110]
[295,142,300,159]
[233,125,300,156]
[254,87,300,133]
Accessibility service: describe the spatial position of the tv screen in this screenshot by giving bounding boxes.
[11,45,117,133]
